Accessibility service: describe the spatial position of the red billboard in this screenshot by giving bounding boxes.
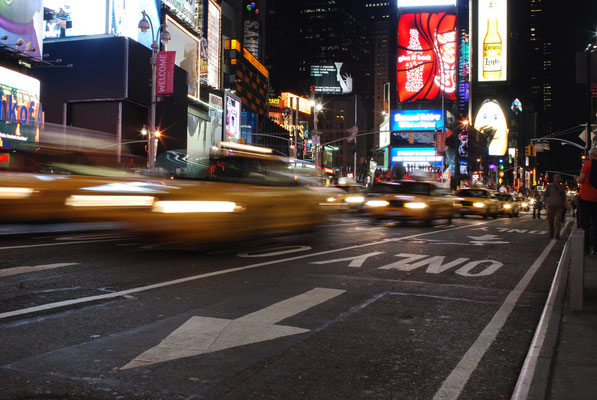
[397,13,457,103]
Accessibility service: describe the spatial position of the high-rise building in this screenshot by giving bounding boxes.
[363,2,393,132]
[529,0,553,134]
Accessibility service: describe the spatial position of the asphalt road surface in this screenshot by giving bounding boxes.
[0,212,570,399]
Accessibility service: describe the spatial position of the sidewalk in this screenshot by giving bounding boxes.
[548,251,597,400]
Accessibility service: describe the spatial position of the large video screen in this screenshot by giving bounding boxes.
[396,13,457,103]
[390,110,444,131]
[477,0,508,82]
[165,15,200,99]
[0,1,44,58]
[43,0,160,50]
[310,63,353,94]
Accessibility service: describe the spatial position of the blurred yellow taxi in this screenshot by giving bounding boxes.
[363,180,459,225]
[121,143,334,242]
[0,165,168,223]
[333,182,367,211]
[494,192,520,217]
[455,188,499,219]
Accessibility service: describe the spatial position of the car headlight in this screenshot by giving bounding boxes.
[404,202,427,209]
[326,197,337,203]
[365,200,389,207]
[345,196,365,204]
[521,202,528,207]
[503,204,512,209]
[152,201,240,213]
[66,195,155,207]
[473,202,486,208]
[0,187,34,199]
[529,199,535,205]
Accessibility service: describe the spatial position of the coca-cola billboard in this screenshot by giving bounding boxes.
[396,13,457,103]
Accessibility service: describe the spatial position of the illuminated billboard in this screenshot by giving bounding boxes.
[390,110,444,131]
[207,0,221,89]
[42,0,160,50]
[0,0,43,58]
[281,93,311,115]
[0,66,43,148]
[390,147,442,168]
[310,63,353,94]
[165,15,200,99]
[398,0,456,6]
[474,100,508,156]
[163,0,198,30]
[396,13,457,103]
[225,94,241,142]
[477,0,507,82]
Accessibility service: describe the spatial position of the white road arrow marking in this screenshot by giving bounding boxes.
[467,234,509,245]
[121,287,345,370]
[0,263,79,278]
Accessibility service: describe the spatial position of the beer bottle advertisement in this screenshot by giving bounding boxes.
[478,0,508,82]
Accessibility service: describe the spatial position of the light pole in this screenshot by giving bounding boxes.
[138,10,170,171]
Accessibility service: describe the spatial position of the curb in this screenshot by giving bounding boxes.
[511,228,571,399]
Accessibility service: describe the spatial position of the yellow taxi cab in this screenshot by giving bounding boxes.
[493,192,520,217]
[363,180,459,225]
[120,142,334,243]
[455,187,500,218]
[0,159,166,223]
[332,179,367,210]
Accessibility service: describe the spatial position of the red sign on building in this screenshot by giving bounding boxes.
[156,51,176,95]
[397,13,457,103]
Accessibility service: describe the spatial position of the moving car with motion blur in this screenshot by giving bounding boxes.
[363,180,459,225]
[332,180,367,211]
[493,192,520,217]
[456,187,500,219]
[516,195,530,211]
[0,150,165,223]
[121,142,335,243]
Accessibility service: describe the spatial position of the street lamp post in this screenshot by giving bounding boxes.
[138,10,170,171]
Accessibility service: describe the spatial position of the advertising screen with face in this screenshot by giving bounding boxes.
[474,100,508,156]
[225,94,241,142]
[0,0,43,58]
[165,15,200,99]
[310,63,353,94]
[396,13,457,103]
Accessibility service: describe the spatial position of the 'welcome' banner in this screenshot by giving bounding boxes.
[156,51,176,95]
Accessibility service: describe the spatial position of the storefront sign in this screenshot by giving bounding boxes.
[156,51,175,95]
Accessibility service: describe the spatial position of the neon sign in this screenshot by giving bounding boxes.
[397,13,457,103]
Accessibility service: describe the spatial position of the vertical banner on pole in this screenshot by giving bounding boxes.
[156,51,176,95]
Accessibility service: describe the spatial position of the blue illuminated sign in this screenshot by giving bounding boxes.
[390,110,444,132]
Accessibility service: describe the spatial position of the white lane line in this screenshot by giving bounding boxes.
[0,263,79,278]
[0,238,125,251]
[0,219,498,321]
[432,233,562,400]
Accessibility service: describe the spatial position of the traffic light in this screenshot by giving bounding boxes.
[499,171,505,177]
[531,144,537,157]
[525,145,531,157]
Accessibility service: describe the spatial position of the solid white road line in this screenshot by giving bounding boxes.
[0,220,497,321]
[0,263,79,278]
[0,238,125,251]
[433,229,564,400]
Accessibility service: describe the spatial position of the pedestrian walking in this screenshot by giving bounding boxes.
[543,174,567,239]
[575,147,597,254]
[531,187,543,218]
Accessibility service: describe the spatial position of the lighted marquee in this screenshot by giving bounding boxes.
[396,13,457,103]
[390,147,443,167]
[474,99,508,156]
[390,110,444,131]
